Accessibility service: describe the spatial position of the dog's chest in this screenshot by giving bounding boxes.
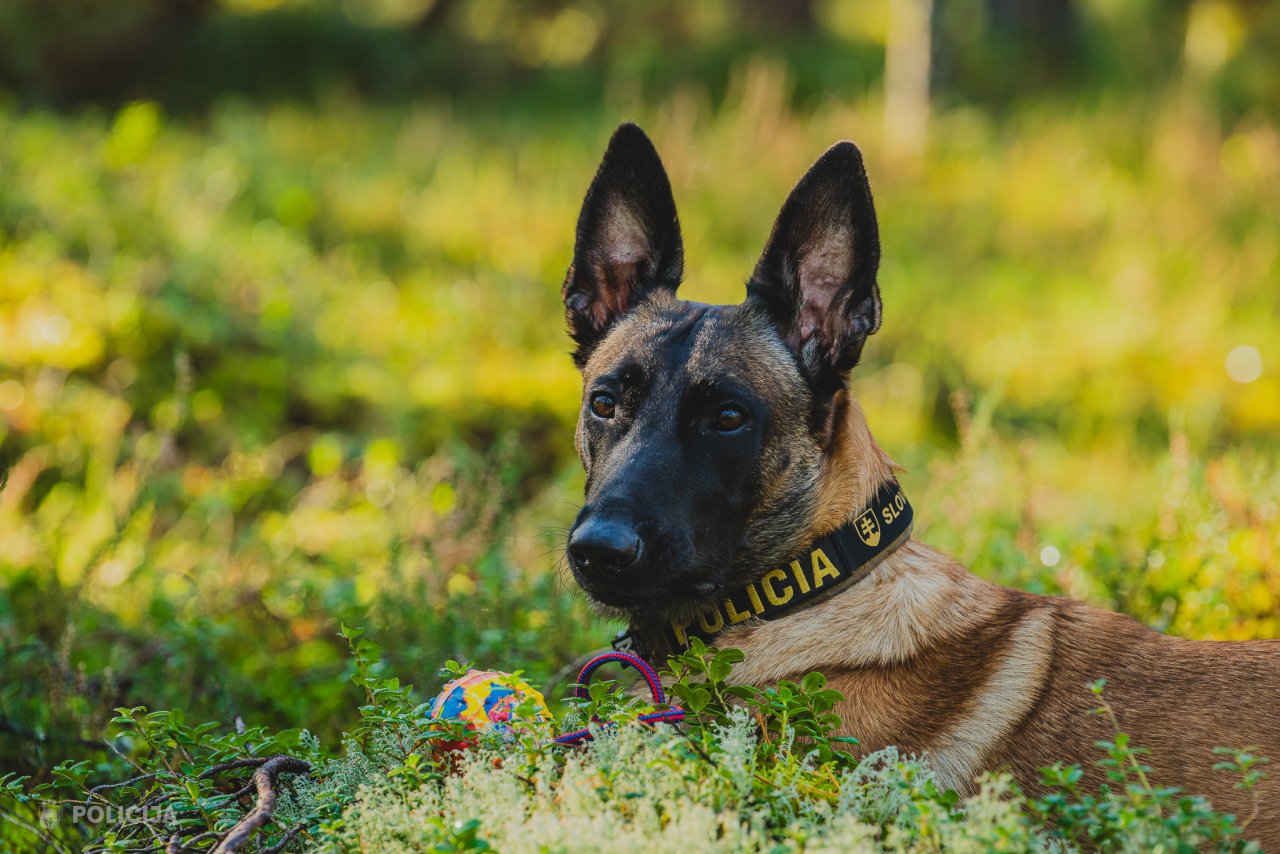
[722,592,1057,794]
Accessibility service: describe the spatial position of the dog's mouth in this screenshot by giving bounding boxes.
[573,565,724,615]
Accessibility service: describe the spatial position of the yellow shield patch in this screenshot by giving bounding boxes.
[854,508,881,547]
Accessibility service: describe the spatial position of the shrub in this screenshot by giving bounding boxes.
[0,637,1266,852]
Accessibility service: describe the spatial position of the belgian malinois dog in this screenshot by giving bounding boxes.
[560,123,1279,839]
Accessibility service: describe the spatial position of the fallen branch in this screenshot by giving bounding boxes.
[165,829,221,853]
[197,757,269,780]
[259,821,307,854]
[87,772,164,803]
[210,756,310,854]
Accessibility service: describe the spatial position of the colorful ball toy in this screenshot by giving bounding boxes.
[428,670,552,743]
[427,654,684,755]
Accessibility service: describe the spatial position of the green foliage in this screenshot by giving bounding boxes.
[0,23,1278,850]
[665,640,853,766]
[3,79,1278,780]
[2,636,1265,851]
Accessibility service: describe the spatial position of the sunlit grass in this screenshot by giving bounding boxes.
[0,65,1277,782]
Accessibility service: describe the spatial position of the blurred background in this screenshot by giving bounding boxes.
[1,0,1277,779]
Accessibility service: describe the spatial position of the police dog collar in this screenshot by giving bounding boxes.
[612,479,914,664]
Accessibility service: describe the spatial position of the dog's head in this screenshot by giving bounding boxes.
[563,123,882,621]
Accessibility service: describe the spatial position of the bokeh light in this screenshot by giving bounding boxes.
[1225,345,1263,384]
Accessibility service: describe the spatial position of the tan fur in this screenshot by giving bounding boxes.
[720,402,1280,844]
[568,286,1279,841]
[564,127,1277,843]
[806,395,898,540]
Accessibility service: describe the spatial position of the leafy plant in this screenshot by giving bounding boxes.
[3,633,1268,852]
[1,48,1278,852]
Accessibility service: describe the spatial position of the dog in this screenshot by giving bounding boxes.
[559,123,1279,841]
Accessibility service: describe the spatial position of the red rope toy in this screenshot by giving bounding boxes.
[551,651,685,746]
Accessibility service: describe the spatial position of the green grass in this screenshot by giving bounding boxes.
[0,64,1278,849]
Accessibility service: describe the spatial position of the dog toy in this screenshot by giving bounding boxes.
[427,653,684,751]
[427,669,552,746]
[552,651,685,746]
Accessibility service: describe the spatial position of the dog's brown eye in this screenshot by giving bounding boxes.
[712,406,745,432]
[589,392,616,419]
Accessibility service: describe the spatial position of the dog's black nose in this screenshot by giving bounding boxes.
[568,519,641,575]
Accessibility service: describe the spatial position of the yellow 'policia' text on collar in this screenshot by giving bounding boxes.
[613,479,914,663]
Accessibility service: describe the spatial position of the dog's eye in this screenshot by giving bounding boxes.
[712,406,745,432]
[589,392,616,419]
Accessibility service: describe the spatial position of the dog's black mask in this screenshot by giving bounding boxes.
[561,124,882,621]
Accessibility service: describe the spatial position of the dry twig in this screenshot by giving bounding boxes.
[259,821,308,854]
[197,757,270,780]
[210,756,310,854]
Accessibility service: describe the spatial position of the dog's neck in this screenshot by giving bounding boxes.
[804,392,901,544]
[716,395,994,679]
[719,537,992,679]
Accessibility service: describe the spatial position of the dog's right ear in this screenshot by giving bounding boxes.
[563,123,684,367]
[746,141,882,396]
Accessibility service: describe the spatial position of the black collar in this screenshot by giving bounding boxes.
[612,479,914,664]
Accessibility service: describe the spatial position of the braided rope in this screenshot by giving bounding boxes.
[551,651,685,746]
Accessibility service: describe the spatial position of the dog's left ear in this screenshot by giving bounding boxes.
[563,123,684,367]
[747,141,881,393]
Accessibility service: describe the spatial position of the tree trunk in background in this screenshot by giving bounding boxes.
[885,0,935,164]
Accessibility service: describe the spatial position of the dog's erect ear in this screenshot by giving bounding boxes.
[563,123,684,366]
[747,141,881,391]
